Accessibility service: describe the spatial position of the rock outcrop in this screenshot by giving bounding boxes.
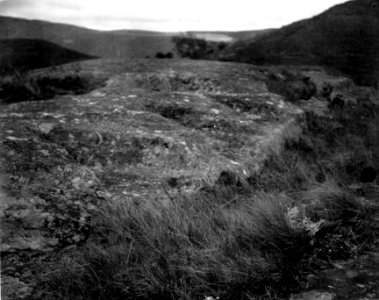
[1,58,377,299]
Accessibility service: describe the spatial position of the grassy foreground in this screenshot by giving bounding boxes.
[30,88,379,299]
[38,187,376,300]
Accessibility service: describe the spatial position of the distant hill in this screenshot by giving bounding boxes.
[220,0,379,87]
[0,16,176,59]
[0,16,275,61]
[0,39,95,70]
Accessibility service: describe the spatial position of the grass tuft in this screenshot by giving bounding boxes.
[38,192,317,300]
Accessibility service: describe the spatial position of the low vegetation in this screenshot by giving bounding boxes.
[173,35,228,60]
[28,83,379,299]
[155,52,174,59]
[264,70,317,103]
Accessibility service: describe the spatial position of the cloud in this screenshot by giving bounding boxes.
[0,0,82,21]
[0,0,349,31]
[0,0,30,11]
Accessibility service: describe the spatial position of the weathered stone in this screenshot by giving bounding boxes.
[290,291,335,300]
[1,231,58,252]
[2,59,377,299]
[38,149,50,156]
[1,276,32,299]
[5,207,52,229]
[5,136,28,142]
[38,122,55,134]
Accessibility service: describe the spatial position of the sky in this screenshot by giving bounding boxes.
[0,0,349,32]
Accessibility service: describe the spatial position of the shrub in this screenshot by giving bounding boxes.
[265,71,317,103]
[155,52,174,59]
[155,52,166,59]
[173,35,229,60]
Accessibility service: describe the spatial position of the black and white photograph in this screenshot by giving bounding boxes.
[0,0,378,299]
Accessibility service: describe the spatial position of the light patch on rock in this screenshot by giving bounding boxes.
[290,291,335,300]
[38,122,55,134]
[210,108,221,115]
[91,91,106,97]
[2,231,59,252]
[5,136,28,142]
[246,114,262,120]
[8,113,26,118]
[41,112,64,118]
[1,276,32,299]
[128,110,147,115]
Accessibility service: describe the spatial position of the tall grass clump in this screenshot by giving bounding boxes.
[38,178,378,300]
[302,182,378,261]
[38,191,319,300]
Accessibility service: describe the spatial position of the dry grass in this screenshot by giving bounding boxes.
[37,177,377,300]
[302,182,378,259]
[38,192,313,300]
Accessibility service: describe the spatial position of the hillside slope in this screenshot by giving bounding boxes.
[0,16,176,59]
[220,0,379,86]
[0,39,95,70]
[0,16,275,60]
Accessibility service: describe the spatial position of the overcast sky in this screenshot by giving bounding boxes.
[0,0,349,32]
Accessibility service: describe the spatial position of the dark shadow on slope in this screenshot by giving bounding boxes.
[0,65,107,104]
[0,38,96,71]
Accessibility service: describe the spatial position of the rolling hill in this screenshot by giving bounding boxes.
[0,16,176,59]
[0,39,95,70]
[0,15,273,61]
[220,0,379,87]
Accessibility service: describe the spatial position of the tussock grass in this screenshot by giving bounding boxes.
[248,150,319,193]
[39,192,314,300]
[38,179,377,300]
[302,183,378,260]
